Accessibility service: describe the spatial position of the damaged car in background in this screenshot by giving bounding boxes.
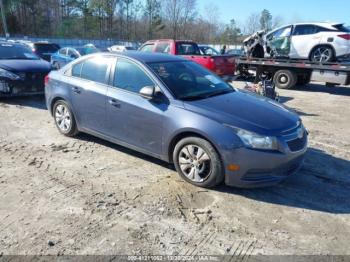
[0,42,51,97]
[244,22,350,62]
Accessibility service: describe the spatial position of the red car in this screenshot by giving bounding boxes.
[139,39,235,80]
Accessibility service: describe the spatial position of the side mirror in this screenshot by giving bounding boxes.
[139,86,155,99]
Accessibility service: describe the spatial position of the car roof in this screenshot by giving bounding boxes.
[269,22,343,33]
[102,51,187,63]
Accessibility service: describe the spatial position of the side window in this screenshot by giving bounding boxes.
[176,43,201,55]
[80,57,110,84]
[139,44,154,52]
[293,25,318,36]
[271,27,292,39]
[67,49,79,58]
[155,42,170,53]
[72,62,83,77]
[114,58,154,93]
[59,48,67,55]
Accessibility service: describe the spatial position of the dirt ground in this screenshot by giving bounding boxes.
[0,80,349,257]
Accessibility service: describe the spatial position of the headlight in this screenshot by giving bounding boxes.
[229,127,278,150]
[0,68,21,80]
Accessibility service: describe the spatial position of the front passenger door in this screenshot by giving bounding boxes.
[106,58,166,156]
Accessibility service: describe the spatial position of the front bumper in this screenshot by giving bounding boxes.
[0,73,47,97]
[222,130,308,188]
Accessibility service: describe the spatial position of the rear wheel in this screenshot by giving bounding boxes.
[273,70,297,89]
[53,100,78,137]
[173,137,224,188]
[310,46,335,63]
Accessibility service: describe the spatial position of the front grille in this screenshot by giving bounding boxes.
[1,72,47,96]
[287,132,307,152]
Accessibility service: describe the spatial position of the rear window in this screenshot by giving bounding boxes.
[176,43,201,55]
[0,44,39,60]
[34,43,60,53]
[333,24,350,32]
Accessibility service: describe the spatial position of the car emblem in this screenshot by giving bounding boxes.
[297,128,304,139]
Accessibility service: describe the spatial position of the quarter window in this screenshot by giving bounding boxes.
[114,58,154,93]
[72,62,83,77]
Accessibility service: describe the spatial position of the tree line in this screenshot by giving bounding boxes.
[1,0,283,44]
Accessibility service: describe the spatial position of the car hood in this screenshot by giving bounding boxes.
[183,90,300,135]
[0,59,51,73]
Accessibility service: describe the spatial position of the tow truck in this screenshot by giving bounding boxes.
[236,57,350,89]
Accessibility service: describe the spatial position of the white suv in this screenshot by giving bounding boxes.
[265,22,350,62]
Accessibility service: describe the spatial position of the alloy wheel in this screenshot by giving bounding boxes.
[178,144,212,183]
[55,104,72,132]
[312,47,332,62]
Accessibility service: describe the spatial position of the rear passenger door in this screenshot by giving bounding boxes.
[290,25,321,58]
[106,58,165,156]
[68,56,114,134]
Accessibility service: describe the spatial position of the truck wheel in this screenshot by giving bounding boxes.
[273,70,297,89]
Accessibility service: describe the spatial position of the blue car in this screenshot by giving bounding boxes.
[0,41,51,97]
[45,52,307,188]
[51,46,99,69]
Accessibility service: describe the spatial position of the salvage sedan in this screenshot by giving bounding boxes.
[45,52,307,188]
[0,42,51,97]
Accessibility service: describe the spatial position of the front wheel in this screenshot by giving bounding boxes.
[310,46,335,63]
[173,137,224,188]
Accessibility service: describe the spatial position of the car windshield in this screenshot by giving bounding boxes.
[148,61,234,100]
[0,44,40,60]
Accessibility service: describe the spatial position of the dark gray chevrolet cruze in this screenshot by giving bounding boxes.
[45,52,307,188]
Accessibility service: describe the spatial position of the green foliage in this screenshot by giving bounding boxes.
[260,9,272,31]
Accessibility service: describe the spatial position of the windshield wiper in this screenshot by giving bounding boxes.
[203,89,234,98]
[180,89,233,101]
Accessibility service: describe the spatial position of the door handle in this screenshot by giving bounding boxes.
[108,99,121,108]
[72,86,81,94]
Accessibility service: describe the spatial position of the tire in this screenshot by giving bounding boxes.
[173,137,224,188]
[273,70,297,89]
[53,100,78,137]
[310,46,335,63]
